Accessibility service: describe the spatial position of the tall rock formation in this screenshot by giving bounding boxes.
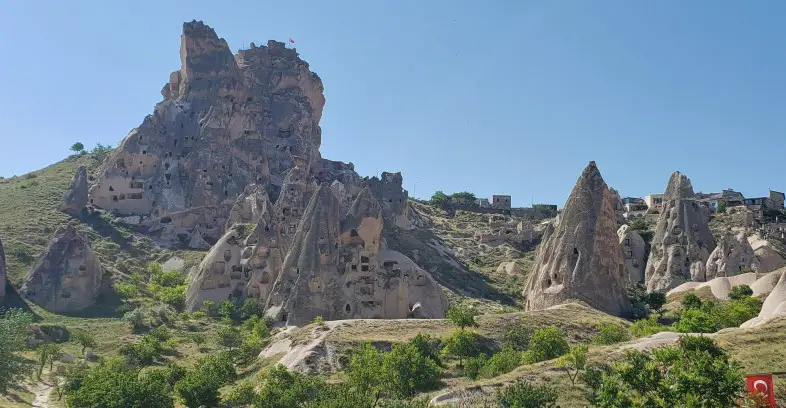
[88,21,353,245]
[618,225,646,284]
[0,237,6,303]
[20,225,103,313]
[524,162,631,316]
[59,166,89,215]
[705,231,759,280]
[645,172,716,292]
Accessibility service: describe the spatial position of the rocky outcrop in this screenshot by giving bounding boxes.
[59,166,88,215]
[0,237,6,303]
[741,269,786,328]
[705,231,759,280]
[609,188,626,227]
[618,225,646,284]
[88,21,356,245]
[748,234,786,273]
[524,162,631,317]
[20,225,103,313]
[645,172,716,292]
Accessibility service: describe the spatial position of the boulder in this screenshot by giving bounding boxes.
[618,225,646,284]
[747,234,786,273]
[58,166,88,215]
[20,224,103,313]
[524,161,631,316]
[496,261,522,276]
[645,172,715,292]
[741,269,786,328]
[705,231,759,280]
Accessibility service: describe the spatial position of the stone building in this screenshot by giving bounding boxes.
[492,195,511,210]
[645,194,664,212]
[770,190,785,209]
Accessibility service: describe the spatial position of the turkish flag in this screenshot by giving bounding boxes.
[746,374,776,407]
[289,38,295,44]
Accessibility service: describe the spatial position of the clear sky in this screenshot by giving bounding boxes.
[1,1,785,206]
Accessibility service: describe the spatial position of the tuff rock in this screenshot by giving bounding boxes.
[21,225,103,313]
[705,231,759,280]
[58,166,89,215]
[524,162,631,316]
[88,21,354,246]
[645,172,716,292]
[618,225,646,284]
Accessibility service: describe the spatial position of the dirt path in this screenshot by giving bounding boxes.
[30,380,53,408]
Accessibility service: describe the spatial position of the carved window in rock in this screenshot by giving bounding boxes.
[292,209,298,217]
[350,229,359,237]
[112,195,119,202]
[129,181,144,189]
[289,224,296,234]
[230,265,243,279]
[633,260,640,268]
[223,250,232,262]
[672,226,682,235]
[283,208,291,216]
[625,250,633,258]
[351,264,358,271]
[212,261,225,275]
[624,238,630,246]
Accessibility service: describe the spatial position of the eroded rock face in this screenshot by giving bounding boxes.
[705,231,759,280]
[618,225,646,284]
[524,162,631,316]
[20,225,103,313]
[88,21,344,245]
[0,237,6,303]
[645,172,716,292]
[59,166,88,215]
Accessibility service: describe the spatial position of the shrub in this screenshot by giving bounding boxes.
[720,296,762,327]
[681,292,703,310]
[629,218,649,232]
[592,323,630,345]
[150,285,187,310]
[0,309,35,393]
[479,347,521,378]
[312,315,325,325]
[645,291,667,316]
[464,354,487,379]
[496,380,558,408]
[216,325,242,351]
[114,283,139,299]
[503,320,532,351]
[627,283,651,319]
[65,357,172,408]
[70,142,85,154]
[522,326,568,364]
[218,300,236,318]
[430,191,450,209]
[445,304,478,329]
[674,305,720,333]
[630,316,669,338]
[122,308,145,330]
[450,191,476,203]
[555,344,588,386]
[729,284,754,300]
[175,352,236,408]
[381,342,442,399]
[151,269,185,287]
[72,331,96,355]
[201,300,216,316]
[189,333,206,349]
[239,298,263,319]
[191,311,207,319]
[409,333,442,365]
[238,332,264,365]
[441,329,480,367]
[225,380,257,406]
[592,336,745,407]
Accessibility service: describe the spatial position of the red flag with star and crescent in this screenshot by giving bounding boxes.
[746,374,776,407]
[289,38,295,44]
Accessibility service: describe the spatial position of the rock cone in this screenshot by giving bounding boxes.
[618,225,646,284]
[524,161,631,316]
[705,231,759,280]
[645,172,715,292]
[59,166,88,215]
[21,225,103,313]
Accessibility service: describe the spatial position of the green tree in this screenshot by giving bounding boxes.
[729,284,754,300]
[0,309,34,394]
[441,329,480,367]
[36,343,61,379]
[720,296,762,327]
[175,352,236,408]
[409,333,442,366]
[119,335,162,367]
[681,292,703,310]
[555,344,588,387]
[381,342,442,399]
[592,323,630,345]
[189,333,206,350]
[718,200,728,214]
[627,283,652,319]
[445,304,478,329]
[201,300,216,316]
[629,218,649,232]
[430,191,450,209]
[522,326,569,364]
[225,380,257,406]
[593,336,745,408]
[479,347,521,378]
[496,380,558,408]
[218,299,236,319]
[64,357,173,408]
[346,343,383,396]
[450,191,476,203]
[73,331,97,356]
[645,291,667,316]
[464,354,488,379]
[216,325,243,351]
[630,316,669,338]
[239,298,263,319]
[70,142,85,154]
[503,320,532,351]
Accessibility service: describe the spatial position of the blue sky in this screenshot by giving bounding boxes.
[1,1,785,206]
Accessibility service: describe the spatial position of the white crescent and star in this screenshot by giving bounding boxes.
[753,380,769,392]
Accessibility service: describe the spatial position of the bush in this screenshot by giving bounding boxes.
[592,323,630,345]
[479,347,521,378]
[201,300,216,316]
[238,332,264,365]
[681,292,703,310]
[627,283,652,319]
[114,283,139,299]
[720,296,762,327]
[175,353,236,408]
[522,326,568,364]
[225,380,257,406]
[72,331,96,355]
[239,298,263,319]
[450,191,476,203]
[381,342,442,399]
[191,311,207,319]
[555,344,588,386]
[729,284,754,300]
[496,380,558,408]
[409,333,442,366]
[70,142,85,154]
[65,357,172,408]
[503,320,532,351]
[430,191,450,209]
[216,325,243,351]
[150,285,187,310]
[151,269,185,288]
[630,316,669,338]
[645,291,667,316]
[218,300,236,318]
[441,329,480,367]
[122,308,145,330]
[674,305,721,333]
[592,336,745,407]
[464,354,487,379]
